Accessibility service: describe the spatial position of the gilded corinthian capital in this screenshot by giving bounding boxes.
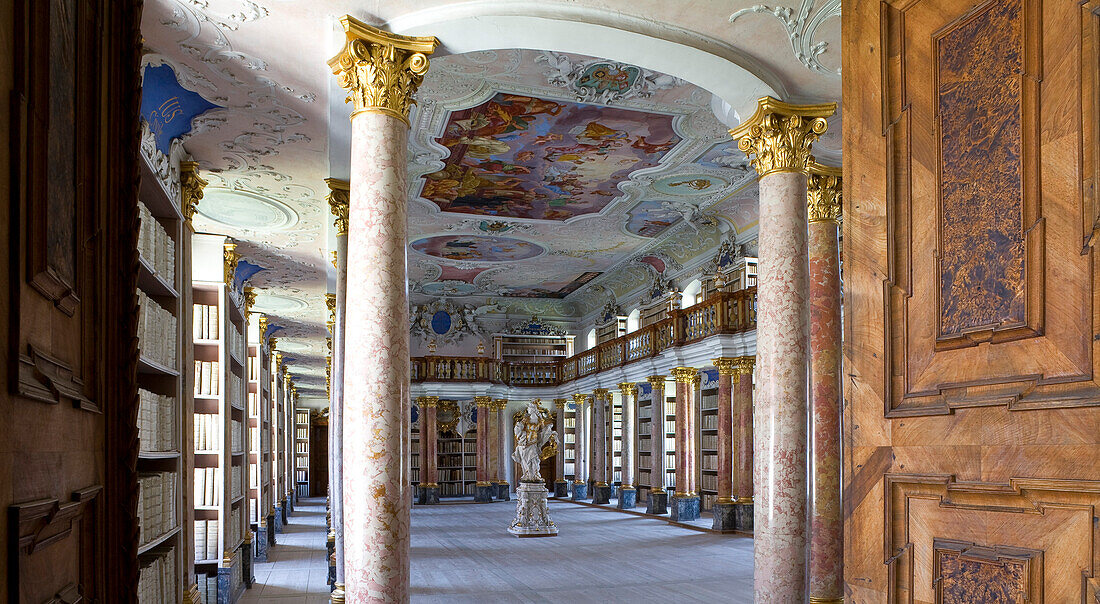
[325,178,350,236]
[807,162,842,224]
[327,16,438,124]
[729,96,836,177]
[180,161,207,222]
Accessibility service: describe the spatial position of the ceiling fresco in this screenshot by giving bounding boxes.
[423,92,680,220]
[138,0,843,400]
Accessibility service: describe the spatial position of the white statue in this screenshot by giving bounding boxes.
[512,402,558,483]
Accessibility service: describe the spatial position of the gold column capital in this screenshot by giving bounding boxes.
[807,162,842,224]
[736,356,757,374]
[180,160,207,223]
[326,292,337,323]
[474,395,492,407]
[326,178,350,236]
[223,241,241,286]
[269,336,278,352]
[553,398,568,409]
[647,375,667,392]
[571,393,588,406]
[257,314,268,336]
[670,366,698,383]
[592,388,611,403]
[491,398,507,411]
[713,357,741,384]
[729,96,836,177]
[243,286,257,316]
[617,382,635,398]
[327,16,438,125]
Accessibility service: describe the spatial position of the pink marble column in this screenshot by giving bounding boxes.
[416,397,429,484]
[711,359,737,503]
[474,396,492,500]
[808,166,843,604]
[730,96,834,603]
[591,390,608,488]
[670,368,697,497]
[329,17,437,602]
[617,383,635,489]
[734,357,755,502]
[327,179,349,599]
[494,399,509,490]
[647,377,666,494]
[422,401,438,486]
[554,400,567,485]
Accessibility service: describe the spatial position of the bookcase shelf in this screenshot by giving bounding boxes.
[563,404,576,481]
[636,390,652,501]
[295,408,310,498]
[246,325,274,530]
[494,334,575,363]
[136,141,187,603]
[699,386,719,511]
[191,233,251,604]
[664,393,676,492]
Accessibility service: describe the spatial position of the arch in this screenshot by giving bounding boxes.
[586,328,597,351]
[626,308,640,333]
[681,278,703,308]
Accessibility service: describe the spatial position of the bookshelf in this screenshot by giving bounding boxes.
[411,405,420,487]
[699,383,719,511]
[563,403,576,482]
[191,233,250,604]
[433,400,477,497]
[609,395,623,485]
[295,408,311,498]
[636,389,652,502]
[270,350,282,527]
[664,390,677,493]
[247,317,273,545]
[596,316,627,345]
[136,144,188,604]
[494,334,574,363]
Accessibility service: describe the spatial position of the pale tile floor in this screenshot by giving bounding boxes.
[245,496,755,603]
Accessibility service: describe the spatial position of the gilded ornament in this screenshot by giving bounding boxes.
[807,162,842,224]
[553,398,567,410]
[418,395,438,408]
[257,314,268,336]
[617,382,635,397]
[326,293,337,324]
[729,96,836,177]
[180,160,207,223]
[571,393,587,406]
[671,367,698,383]
[474,395,492,408]
[647,375,667,393]
[243,286,257,315]
[736,356,757,375]
[327,16,438,124]
[268,336,278,351]
[712,358,738,376]
[592,388,610,404]
[326,178,350,236]
[223,242,241,286]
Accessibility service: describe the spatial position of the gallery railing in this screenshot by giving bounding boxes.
[411,287,756,388]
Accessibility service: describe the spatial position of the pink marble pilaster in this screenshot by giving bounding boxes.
[554,400,567,482]
[474,397,491,486]
[808,179,843,604]
[423,404,438,485]
[735,358,755,502]
[591,391,607,486]
[343,111,413,603]
[333,229,347,588]
[753,170,811,602]
[648,378,666,492]
[671,368,696,496]
[618,384,635,488]
[712,360,737,502]
[416,398,429,485]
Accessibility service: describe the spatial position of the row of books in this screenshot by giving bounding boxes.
[137,471,178,547]
[410,468,419,483]
[194,414,222,452]
[295,427,308,440]
[137,290,178,368]
[194,361,221,396]
[250,462,261,489]
[700,394,719,411]
[228,505,242,551]
[137,545,177,604]
[438,482,470,496]
[247,356,261,381]
[137,201,176,288]
[666,453,677,467]
[702,454,718,470]
[193,519,220,562]
[231,420,243,454]
[250,426,261,452]
[438,440,466,454]
[701,414,718,430]
[248,392,260,416]
[138,389,176,452]
[701,434,718,450]
[700,474,719,491]
[231,464,242,500]
[564,433,575,444]
[295,469,308,483]
[438,469,466,482]
[192,304,220,340]
[228,326,245,360]
[196,573,218,604]
[563,462,575,476]
[228,375,244,410]
[664,401,676,416]
[194,467,222,507]
[295,442,308,454]
[665,437,676,452]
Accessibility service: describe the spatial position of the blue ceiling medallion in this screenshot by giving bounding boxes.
[431,310,452,335]
[140,64,221,154]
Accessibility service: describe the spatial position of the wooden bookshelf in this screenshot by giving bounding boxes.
[247,318,273,533]
[494,334,575,363]
[699,381,719,511]
[609,395,623,485]
[410,411,420,487]
[136,136,188,604]
[596,316,627,345]
[191,233,250,604]
[664,391,677,493]
[636,389,652,502]
[563,403,577,481]
[295,408,310,498]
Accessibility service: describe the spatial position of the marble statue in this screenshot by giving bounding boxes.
[511,401,557,482]
[508,402,559,537]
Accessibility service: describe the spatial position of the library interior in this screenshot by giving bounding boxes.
[2,0,1099,602]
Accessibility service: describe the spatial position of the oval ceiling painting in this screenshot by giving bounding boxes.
[431,310,452,335]
[411,235,545,262]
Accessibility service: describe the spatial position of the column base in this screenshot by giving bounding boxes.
[266,515,277,546]
[617,487,637,510]
[216,562,241,604]
[509,482,558,537]
[734,501,754,532]
[417,485,440,505]
[475,483,495,503]
[330,582,345,604]
[254,526,269,562]
[592,484,612,505]
[273,506,284,534]
[571,482,588,501]
[553,480,569,498]
[808,598,845,604]
[670,495,701,522]
[711,502,737,532]
[646,490,669,515]
[609,484,619,500]
[494,482,511,501]
[328,552,336,588]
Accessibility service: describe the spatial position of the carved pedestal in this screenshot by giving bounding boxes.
[508,482,558,538]
[592,484,612,505]
[670,495,701,522]
[495,482,510,501]
[266,514,276,546]
[712,502,737,532]
[571,482,588,501]
[273,505,284,533]
[735,502,754,532]
[553,480,569,498]
[647,490,669,515]
[417,485,440,505]
[475,484,494,503]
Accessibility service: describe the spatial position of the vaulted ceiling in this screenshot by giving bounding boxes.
[139,0,842,401]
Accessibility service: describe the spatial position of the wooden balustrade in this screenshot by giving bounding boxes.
[410,287,756,387]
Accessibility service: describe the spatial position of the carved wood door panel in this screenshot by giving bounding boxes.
[843,0,1100,601]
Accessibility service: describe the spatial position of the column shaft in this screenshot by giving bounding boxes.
[592,393,607,486]
[554,402,566,482]
[327,181,349,594]
[735,360,755,501]
[619,386,635,488]
[475,398,490,485]
[713,364,735,502]
[424,405,438,485]
[808,167,843,604]
[649,379,666,493]
[342,110,413,602]
[674,379,691,495]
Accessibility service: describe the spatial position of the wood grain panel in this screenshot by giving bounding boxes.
[934,539,1040,604]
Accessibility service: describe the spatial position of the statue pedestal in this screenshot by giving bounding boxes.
[508,482,558,538]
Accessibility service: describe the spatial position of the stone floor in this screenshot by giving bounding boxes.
[245,495,755,603]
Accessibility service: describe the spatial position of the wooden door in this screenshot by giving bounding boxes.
[843,0,1100,601]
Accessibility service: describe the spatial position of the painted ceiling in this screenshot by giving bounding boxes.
[138,0,843,403]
